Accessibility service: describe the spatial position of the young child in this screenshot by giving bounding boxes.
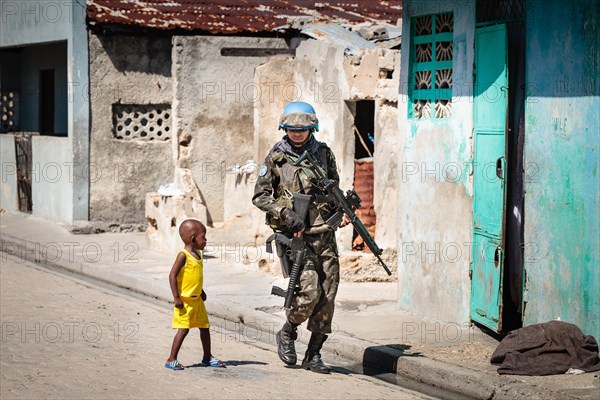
[164,219,225,370]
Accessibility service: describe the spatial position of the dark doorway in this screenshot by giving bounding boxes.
[352,100,376,251]
[354,100,375,159]
[476,0,526,334]
[39,69,55,134]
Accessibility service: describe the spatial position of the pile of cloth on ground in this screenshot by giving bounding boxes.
[490,320,600,375]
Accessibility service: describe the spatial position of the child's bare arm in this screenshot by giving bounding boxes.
[169,252,187,308]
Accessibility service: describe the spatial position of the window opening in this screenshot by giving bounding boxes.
[0,92,18,132]
[112,104,171,141]
[476,0,525,25]
[409,12,454,119]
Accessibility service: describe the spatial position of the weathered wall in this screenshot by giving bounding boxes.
[218,56,295,245]
[398,1,475,323]
[245,56,297,243]
[346,48,401,249]
[374,101,399,249]
[251,40,400,252]
[254,56,295,164]
[0,0,89,222]
[0,0,71,47]
[524,0,599,339]
[173,36,289,224]
[294,40,354,249]
[31,136,73,221]
[88,31,174,223]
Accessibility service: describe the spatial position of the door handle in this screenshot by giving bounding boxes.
[494,245,502,268]
[496,156,505,180]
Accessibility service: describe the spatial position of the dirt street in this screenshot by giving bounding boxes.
[0,255,429,399]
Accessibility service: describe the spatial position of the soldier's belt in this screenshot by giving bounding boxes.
[303,224,334,235]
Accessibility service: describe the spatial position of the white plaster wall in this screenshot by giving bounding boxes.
[88,32,173,223]
[0,135,18,211]
[31,136,73,221]
[173,36,288,224]
[254,57,295,162]
[374,102,399,249]
[397,0,475,323]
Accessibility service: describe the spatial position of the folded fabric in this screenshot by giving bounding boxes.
[490,321,600,376]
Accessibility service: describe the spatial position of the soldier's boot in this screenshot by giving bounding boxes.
[301,332,331,374]
[276,321,298,365]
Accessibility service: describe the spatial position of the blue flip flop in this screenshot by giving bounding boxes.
[201,357,226,368]
[165,360,185,370]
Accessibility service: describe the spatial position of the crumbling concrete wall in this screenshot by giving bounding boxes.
[254,56,295,164]
[145,168,208,255]
[373,100,399,249]
[250,39,400,253]
[88,31,174,223]
[293,40,354,250]
[172,36,289,225]
[345,47,400,250]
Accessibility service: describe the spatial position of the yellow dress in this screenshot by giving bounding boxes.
[172,249,210,329]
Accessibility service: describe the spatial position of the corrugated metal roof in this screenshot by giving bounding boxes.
[87,1,402,34]
[301,23,375,56]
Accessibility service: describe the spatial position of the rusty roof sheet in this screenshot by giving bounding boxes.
[87,1,402,34]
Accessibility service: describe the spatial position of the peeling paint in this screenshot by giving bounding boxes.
[524,0,599,339]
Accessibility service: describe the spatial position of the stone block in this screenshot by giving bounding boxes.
[145,168,208,254]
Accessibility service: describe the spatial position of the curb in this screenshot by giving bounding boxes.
[0,233,575,400]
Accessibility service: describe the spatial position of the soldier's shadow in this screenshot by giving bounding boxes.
[222,360,268,366]
[328,344,423,375]
[186,360,268,368]
[280,344,423,375]
[362,344,423,373]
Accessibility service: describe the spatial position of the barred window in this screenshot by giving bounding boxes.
[1,92,18,132]
[112,104,171,141]
[409,12,453,119]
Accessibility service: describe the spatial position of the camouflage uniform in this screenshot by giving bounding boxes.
[253,138,340,334]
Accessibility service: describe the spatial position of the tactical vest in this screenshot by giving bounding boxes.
[268,145,334,230]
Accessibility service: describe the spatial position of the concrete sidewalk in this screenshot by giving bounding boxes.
[1,212,598,400]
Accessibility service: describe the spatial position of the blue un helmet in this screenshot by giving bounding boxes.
[278,101,319,132]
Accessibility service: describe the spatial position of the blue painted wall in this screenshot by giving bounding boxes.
[397,0,475,324]
[524,0,599,339]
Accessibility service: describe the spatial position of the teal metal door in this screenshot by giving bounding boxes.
[471,24,508,332]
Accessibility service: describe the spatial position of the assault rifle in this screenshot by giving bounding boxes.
[294,150,392,276]
[266,193,312,309]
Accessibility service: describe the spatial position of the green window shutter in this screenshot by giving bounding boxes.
[409,12,454,119]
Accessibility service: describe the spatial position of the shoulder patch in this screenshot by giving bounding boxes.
[259,163,268,177]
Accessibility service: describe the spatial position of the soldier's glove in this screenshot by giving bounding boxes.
[281,208,305,233]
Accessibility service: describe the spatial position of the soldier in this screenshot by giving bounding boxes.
[253,101,349,374]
